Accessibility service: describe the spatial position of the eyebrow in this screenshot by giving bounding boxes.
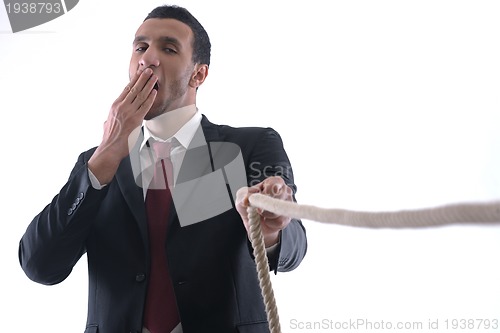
[133,35,182,49]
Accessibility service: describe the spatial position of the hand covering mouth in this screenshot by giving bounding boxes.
[153,82,159,90]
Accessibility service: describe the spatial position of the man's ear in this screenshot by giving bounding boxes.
[190,64,208,89]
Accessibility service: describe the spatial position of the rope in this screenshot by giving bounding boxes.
[249,194,500,228]
[247,206,281,333]
[246,194,500,333]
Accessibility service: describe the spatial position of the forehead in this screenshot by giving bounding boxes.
[134,18,193,46]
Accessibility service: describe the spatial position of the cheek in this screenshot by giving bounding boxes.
[128,56,139,78]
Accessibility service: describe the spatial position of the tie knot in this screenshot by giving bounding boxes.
[150,140,172,161]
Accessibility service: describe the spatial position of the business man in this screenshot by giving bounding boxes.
[19,5,307,333]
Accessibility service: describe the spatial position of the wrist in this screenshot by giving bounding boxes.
[263,231,280,248]
[88,147,123,185]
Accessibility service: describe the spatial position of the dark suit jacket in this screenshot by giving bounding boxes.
[19,115,307,333]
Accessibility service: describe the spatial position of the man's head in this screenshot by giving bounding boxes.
[130,5,211,119]
[144,5,211,67]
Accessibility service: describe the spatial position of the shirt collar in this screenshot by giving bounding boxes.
[140,104,202,150]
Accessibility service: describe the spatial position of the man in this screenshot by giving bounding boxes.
[19,5,307,333]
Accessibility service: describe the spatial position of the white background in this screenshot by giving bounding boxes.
[1,1,499,332]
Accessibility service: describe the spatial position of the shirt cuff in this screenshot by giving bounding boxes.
[88,167,107,190]
[266,241,280,257]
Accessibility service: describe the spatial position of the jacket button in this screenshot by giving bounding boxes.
[135,273,146,282]
[78,192,84,200]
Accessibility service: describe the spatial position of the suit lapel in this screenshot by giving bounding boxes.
[115,128,149,251]
[200,115,221,143]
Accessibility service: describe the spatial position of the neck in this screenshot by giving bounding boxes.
[145,104,197,140]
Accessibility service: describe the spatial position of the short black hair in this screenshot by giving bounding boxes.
[144,5,211,67]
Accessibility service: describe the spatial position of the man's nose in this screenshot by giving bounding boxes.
[139,48,160,68]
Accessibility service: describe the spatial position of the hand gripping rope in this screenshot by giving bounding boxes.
[246,193,500,333]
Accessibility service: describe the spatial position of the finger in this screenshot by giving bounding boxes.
[136,87,157,118]
[235,187,249,207]
[131,73,158,108]
[236,186,260,209]
[283,185,293,200]
[116,68,146,102]
[262,178,285,198]
[247,186,261,195]
[268,183,292,200]
[123,68,155,104]
[263,215,290,230]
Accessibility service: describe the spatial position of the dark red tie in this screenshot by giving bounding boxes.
[143,141,180,333]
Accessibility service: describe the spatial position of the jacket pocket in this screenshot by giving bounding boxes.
[236,321,270,333]
[84,325,98,333]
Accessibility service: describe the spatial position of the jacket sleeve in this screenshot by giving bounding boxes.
[18,148,109,285]
[245,128,307,273]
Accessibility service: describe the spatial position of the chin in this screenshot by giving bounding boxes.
[145,104,168,120]
[144,110,160,121]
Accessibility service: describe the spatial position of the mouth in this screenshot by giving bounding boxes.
[153,82,159,91]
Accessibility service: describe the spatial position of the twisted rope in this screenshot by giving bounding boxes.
[249,194,500,228]
[246,194,500,333]
[247,206,281,333]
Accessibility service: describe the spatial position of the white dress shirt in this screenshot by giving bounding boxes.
[139,105,203,199]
